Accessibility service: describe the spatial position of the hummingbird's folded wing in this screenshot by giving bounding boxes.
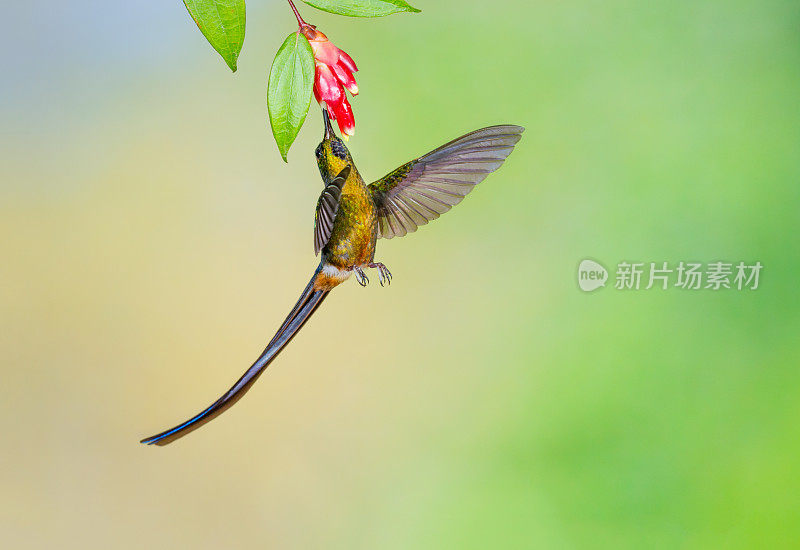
[314,166,350,255]
[368,125,524,239]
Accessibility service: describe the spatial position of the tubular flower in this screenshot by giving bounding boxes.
[301,25,358,138]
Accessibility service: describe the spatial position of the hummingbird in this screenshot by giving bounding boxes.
[141,112,524,445]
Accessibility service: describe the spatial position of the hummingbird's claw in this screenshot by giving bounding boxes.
[368,262,392,286]
[353,267,369,287]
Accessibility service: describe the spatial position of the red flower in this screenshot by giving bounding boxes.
[301,26,358,138]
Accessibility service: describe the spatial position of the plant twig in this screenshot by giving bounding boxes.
[287,0,307,28]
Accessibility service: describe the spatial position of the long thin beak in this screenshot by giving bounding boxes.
[322,108,333,139]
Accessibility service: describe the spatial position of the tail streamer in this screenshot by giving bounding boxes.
[141,266,329,446]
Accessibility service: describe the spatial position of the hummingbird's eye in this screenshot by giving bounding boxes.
[314,144,323,159]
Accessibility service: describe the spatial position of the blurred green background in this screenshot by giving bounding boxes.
[2,1,799,548]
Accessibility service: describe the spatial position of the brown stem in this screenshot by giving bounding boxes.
[287,0,307,28]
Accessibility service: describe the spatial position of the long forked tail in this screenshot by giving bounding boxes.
[141,265,330,446]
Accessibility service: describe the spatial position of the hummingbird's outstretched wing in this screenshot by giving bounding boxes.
[314,166,350,255]
[368,125,524,239]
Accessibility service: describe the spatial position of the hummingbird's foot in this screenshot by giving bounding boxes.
[368,262,392,286]
[353,266,369,287]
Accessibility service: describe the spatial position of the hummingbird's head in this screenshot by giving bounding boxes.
[315,109,353,183]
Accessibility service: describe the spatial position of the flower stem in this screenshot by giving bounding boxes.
[287,0,307,28]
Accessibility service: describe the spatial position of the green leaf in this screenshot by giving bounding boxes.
[267,32,315,162]
[183,0,246,72]
[301,0,421,18]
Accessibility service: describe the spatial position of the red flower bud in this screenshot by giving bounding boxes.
[301,26,358,138]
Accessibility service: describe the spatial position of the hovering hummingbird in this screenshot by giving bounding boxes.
[141,112,524,445]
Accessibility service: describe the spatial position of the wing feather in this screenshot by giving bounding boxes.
[313,166,350,255]
[368,125,524,239]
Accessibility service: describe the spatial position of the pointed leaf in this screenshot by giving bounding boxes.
[268,32,315,162]
[183,0,246,72]
[302,0,420,18]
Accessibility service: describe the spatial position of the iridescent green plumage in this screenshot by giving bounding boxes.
[370,161,415,194]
